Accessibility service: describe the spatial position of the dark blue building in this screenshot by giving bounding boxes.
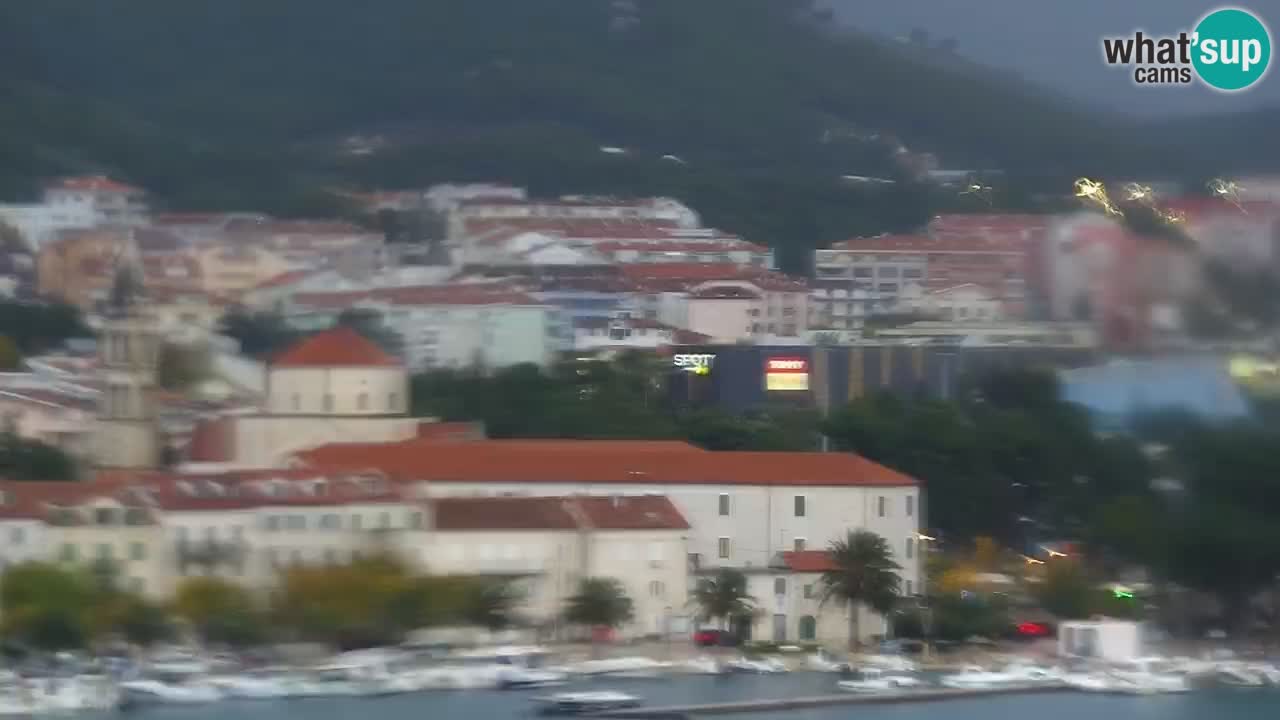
[666,344,1099,413]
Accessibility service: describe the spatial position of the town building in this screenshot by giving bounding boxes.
[0,176,149,251]
[182,327,421,468]
[285,284,555,371]
[291,437,921,644]
[622,265,810,343]
[93,282,164,470]
[430,495,691,638]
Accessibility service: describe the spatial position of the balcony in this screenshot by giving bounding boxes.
[175,540,248,573]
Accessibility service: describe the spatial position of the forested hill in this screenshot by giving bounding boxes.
[1,0,1277,269]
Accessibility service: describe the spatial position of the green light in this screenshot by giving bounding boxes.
[1113,590,1134,599]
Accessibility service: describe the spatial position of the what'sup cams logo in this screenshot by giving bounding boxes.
[1102,7,1271,91]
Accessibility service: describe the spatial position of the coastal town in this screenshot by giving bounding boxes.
[0,169,1277,638]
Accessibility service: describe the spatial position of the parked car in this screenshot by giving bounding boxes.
[693,629,739,647]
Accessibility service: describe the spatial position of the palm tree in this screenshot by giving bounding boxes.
[691,568,755,638]
[819,530,902,650]
[565,578,634,656]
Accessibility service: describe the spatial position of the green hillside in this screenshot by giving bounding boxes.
[1,0,1275,270]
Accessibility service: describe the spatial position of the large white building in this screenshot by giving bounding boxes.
[285,284,555,371]
[1,176,150,250]
[184,327,421,468]
[294,438,921,644]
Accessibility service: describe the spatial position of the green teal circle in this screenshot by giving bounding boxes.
[1192,8,1271,91]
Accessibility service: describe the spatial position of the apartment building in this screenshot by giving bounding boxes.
[293,437,922,644]
[286,284,555,371]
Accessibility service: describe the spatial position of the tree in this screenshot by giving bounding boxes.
[156,342,210,391]
[0,432,79,481]
[564,578,634,653]
[217,309,300,359]
[819,531,902,650]
[462,579,521,632]
[336,308,404,358]
[0,562,92,650]
[0,335,20,370]
[1035,558,1094,620]
[172,577,266,648]
[691,568,754,633]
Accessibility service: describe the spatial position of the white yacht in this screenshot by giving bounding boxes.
[533,690,642,715]
[939,665,1022,689]
[119,678,224,705]
[723,657,788,674]
[804,651,850,673]
[837,667,925,693]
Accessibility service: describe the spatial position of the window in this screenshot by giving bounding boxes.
[409,512,424,530]
[232,525,244,540]
[379,511,391,529]
[903,268,923,279]
[60,544,77,563]
[718,493,730,516]
[264,516,279,532]
[649,580,665,598]
[906,495,914,517]
[94,507,116,526]
[877,266,899,277]
[774,578,787,596]
[793,538,806,552]
[906,580,914,596]
[357,393,369,411]
[96,543,112,560]
[204,526,216,541]
[717,537,731,559]
[9,527,23,545]
[853,267,873,278]
[799,615,817,640]
[130,542,145,561]
[288,515,306,531]
[351,514,363,531]
[804,583,814,599]
[793,495,806,517]
[291,393,301,411]
[322,393,334,412]
[905,537,914,559]
[388,393,399,411]
[877,496,887,518]
[320,514,340,530]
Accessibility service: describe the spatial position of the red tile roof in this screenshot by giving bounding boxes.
[596,240,768,254]
[620,264,806,292]
[291,284,543,309]
[778,550,838,573]
[294,439,917,487]
[828,234,1025,254]
[50,175,141,194]
[252,269,318,291]
[433,495,688,531]
[270,327,400,368]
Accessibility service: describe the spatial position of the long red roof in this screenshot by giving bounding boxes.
[294,438,917,487]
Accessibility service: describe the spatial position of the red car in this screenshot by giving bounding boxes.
[693,629,738,647]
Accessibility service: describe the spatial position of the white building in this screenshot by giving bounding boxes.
[652,279,810,343]
[451,196,700,237]
[184,326,421,468]
[572,316,706,352]
[294,437,922,645]
[286,284,555,371]
[430,494,691,639]
[43,176,149,226]
[894,282,1005,322]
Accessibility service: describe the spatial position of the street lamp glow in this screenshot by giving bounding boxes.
[915,533,936,541]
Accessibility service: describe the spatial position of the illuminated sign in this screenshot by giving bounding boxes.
[765,356,809,391]
[673,353,716,375]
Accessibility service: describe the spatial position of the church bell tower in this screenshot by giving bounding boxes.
[93,263,161,469]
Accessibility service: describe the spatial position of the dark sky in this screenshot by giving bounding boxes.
[824,0,1278,115]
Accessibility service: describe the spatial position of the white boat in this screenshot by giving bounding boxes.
[533,690,642,715]
[571,657,671,678]
[498,666,570,690]
[837,667,925,693]
[1110,658,1191,694]
[678,657,721,675]
[1217,663,1266,687]
[1061,672,1116,693]
[723,657,788,674]
[804,651,850,673]
[1001,663,1063,684]
[120,678,224,705]
[432,646,558,690]
[861,654,917,672]
[939,665,1022,689]
[1251,663,1280,685]
[207,671,300,700]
